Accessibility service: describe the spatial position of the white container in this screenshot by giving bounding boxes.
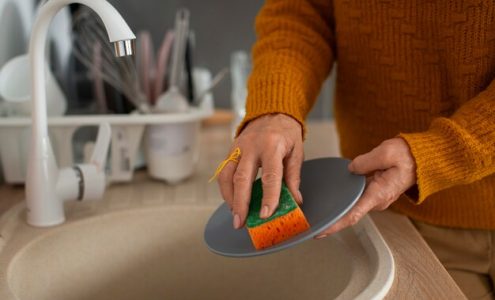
[143,67,215,184]
[145,121,200,184]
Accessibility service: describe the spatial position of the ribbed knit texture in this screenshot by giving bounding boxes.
[240,0,495,229]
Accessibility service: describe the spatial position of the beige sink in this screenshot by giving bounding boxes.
[0,200,393,300]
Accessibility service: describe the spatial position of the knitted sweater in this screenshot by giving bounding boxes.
[239,0,495,229]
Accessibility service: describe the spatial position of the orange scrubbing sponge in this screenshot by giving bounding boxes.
[246,179,310,250]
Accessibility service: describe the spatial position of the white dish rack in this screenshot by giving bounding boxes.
[0,106,212,184]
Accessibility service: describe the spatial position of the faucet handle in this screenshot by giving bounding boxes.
[90,123,111,170]
[75,123,112,201]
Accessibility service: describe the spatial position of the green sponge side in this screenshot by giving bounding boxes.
[246,178,298,228]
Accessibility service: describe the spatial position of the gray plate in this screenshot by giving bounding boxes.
[204,157,366,258]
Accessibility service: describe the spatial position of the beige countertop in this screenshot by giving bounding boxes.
[0,121,465,299]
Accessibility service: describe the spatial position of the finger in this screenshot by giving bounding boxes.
[315,195,376,238]
[315,177,385,238]
[316,167,405,239]
[283,142,304,205]
[217,159,238,209]
[260,148,285,219]
[370,167,404,211]
[348,141,398,174]
[232,153,259,229]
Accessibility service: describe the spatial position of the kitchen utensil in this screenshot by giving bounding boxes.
[194,67,228,105]
[204,157,366,257]
[136,30,155,103]
[154,8,190,113]
[192,68,214,112]
[185,33,195,103]
[0,54,67,116]
[72,8,150,113]
[153,30,174,104]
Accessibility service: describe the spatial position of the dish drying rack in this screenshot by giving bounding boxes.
[0,105,212,184]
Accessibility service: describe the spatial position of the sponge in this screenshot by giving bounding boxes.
[246,179,310,250]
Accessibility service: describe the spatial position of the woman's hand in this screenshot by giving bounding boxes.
[316,137,417,238]
[217,114,304,229]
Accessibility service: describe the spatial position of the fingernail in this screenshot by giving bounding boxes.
[260,205,270,219]
[233,214,241,229]
[315,234,327,240]
[297,190,303,204]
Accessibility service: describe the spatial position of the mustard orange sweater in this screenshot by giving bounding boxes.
[239,0,495,229]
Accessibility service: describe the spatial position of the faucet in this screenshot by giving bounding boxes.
[26,0,136,227]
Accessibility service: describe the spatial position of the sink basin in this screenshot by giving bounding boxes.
[0,203,394,300]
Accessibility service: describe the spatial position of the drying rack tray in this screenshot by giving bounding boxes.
[0,107,213,184]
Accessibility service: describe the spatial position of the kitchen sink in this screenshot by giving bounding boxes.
[0,201,393,300]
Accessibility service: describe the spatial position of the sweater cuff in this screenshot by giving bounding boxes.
[236,71,310,138]
[399,118,476,204]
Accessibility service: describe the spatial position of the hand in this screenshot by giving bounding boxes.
[315,137,417,239]
[217,114,304,229]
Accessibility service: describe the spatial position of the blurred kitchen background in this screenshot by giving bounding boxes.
[0,0,335,185]
[109,0,335,118]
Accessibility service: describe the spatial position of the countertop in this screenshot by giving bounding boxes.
[0,121,465,299]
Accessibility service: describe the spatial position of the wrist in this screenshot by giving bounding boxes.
[238,113,304,139]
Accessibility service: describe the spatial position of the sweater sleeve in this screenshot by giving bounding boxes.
[236,0,336,136]
[399,81,495,204]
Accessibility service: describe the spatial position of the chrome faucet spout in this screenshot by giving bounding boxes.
[113,39,136,57]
